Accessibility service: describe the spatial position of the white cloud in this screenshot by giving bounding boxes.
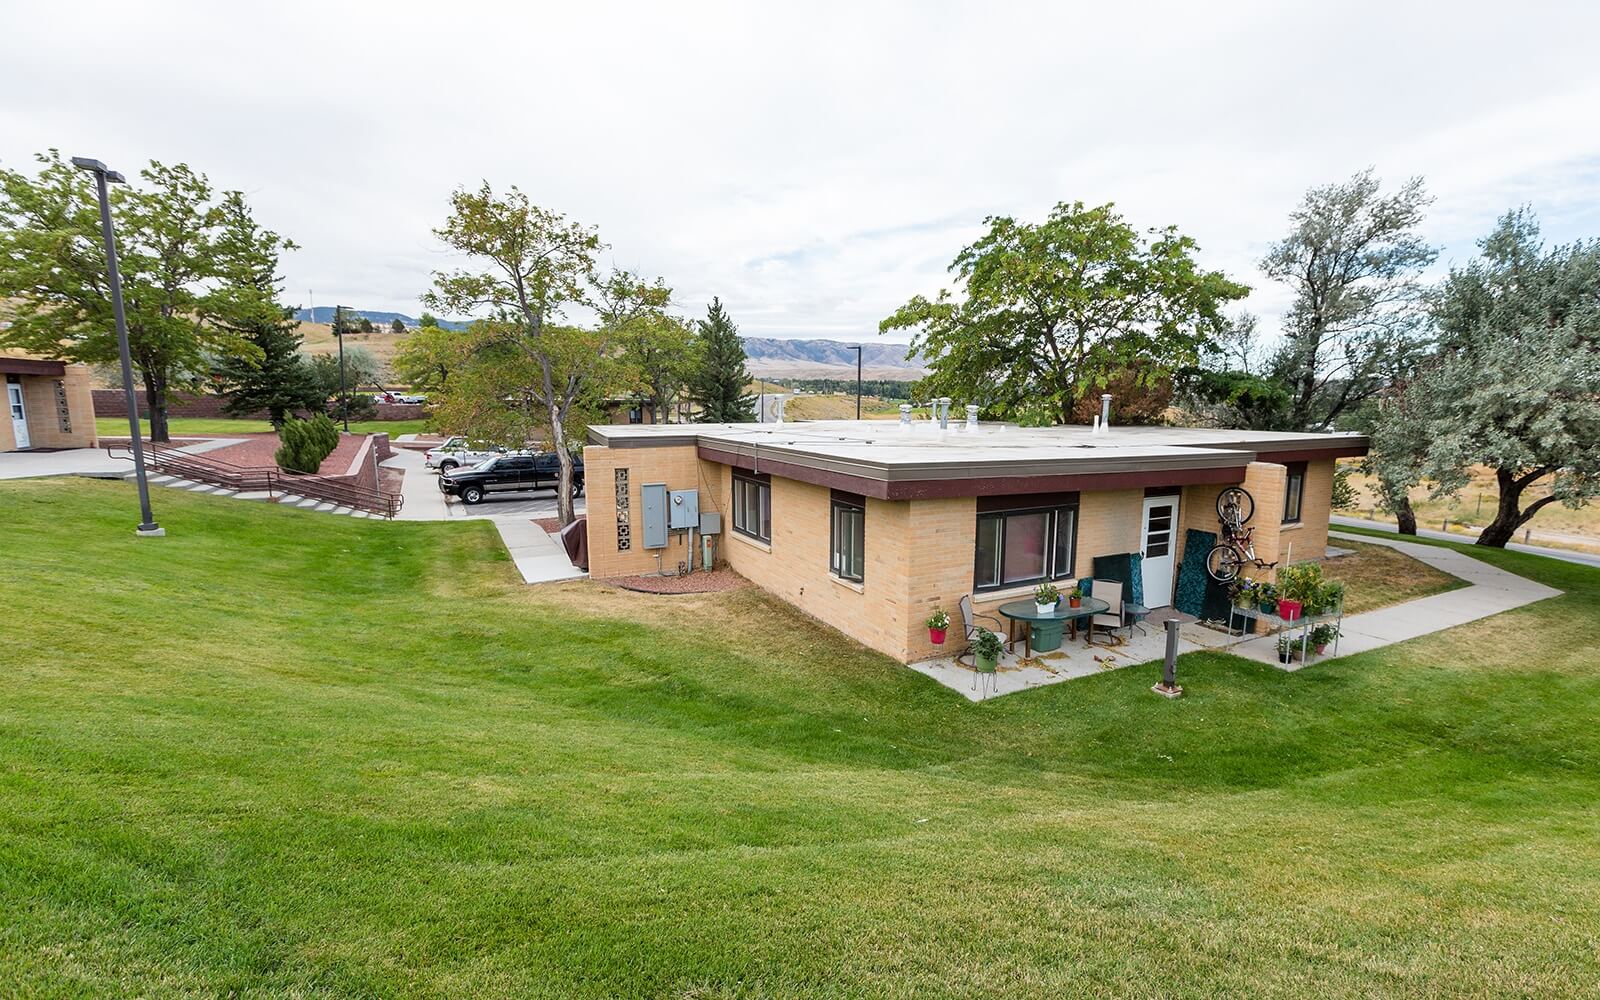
[4,0,1599,343]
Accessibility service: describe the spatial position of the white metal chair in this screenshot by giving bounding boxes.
[1088,579,1128,645]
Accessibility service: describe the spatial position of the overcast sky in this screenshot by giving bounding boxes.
[5,1,1600,343]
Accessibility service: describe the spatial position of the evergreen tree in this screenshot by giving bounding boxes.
[691,297,754,422]
[216,305,322,427]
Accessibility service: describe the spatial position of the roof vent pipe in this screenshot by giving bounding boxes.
[899,404,912,425]
[966,404,979,430]
[938,397,951,429]
[1100,393,1113,430]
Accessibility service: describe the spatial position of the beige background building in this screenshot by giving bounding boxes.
[2,351,98,452]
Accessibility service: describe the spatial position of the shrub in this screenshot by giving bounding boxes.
[273,415,340,474]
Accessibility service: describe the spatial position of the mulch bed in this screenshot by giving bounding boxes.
[606,568,748,594]
[198,432,369,475]
[532,517,564,533]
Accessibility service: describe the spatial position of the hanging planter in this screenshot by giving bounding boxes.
[926,609,950,645]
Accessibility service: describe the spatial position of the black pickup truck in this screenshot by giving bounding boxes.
[438,452,585,505]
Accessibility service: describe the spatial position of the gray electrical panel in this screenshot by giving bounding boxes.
[699,511,721,535]
[641,483,668,549]
[668,489,699,529]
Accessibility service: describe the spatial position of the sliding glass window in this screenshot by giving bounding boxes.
[973,497,1078,592]
[732,471,771,542]
[830,491,865,582]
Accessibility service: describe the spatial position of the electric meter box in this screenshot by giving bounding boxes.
[668,489,699,529]
[640,483,669,549]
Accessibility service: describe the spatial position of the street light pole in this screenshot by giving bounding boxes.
[334,303,349,431]
[72,156,162,537]
[852,345,862,419]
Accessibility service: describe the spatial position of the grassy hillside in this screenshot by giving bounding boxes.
[2,480,1597,997]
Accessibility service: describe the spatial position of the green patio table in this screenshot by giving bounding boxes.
[997,597,1110,655]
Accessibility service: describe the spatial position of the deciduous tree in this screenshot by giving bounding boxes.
[1375,209,1600,547]
[880,201,1247,424]
[1262,169,1436,431]
[0,151,291,441]
[422,184,668,524]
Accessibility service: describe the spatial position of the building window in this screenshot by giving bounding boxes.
[1283,462,1307,523]
[628,405,643,424]
[830,491,865,582]
[974,496,1078,592]
[732,470,771,543]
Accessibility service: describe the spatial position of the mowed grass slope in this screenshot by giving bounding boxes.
[2,481,1598,998]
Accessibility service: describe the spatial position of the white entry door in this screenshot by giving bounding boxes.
[1140,495,1178,608]
[7,382,29,449]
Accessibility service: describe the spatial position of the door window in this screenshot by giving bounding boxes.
[1144,503,1173,558]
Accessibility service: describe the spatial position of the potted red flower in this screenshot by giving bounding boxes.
[926,609,950,645]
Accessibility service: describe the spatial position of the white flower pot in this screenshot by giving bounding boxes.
[1035,601,1056,617]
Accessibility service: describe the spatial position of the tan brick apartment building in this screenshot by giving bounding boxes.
[2,350,98,452]
[584,418,1365,663]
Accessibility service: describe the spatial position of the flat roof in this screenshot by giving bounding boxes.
[587,420,1368,499]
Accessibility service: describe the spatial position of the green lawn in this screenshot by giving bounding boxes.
[4,481,1599,998]
[96,416,434,437]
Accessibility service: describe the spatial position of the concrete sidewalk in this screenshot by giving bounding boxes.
[489,516,586,584]
[0,439,247,480]
[1332,514,1600,569]
[1227,530,1563,667]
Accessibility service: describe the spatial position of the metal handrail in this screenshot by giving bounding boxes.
[107,442,404,518]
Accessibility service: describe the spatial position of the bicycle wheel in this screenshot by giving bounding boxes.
[1206,544,1242,582]
[1216,486,1255,529]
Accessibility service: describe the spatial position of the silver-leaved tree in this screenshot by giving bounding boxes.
[1372,208,1600,547]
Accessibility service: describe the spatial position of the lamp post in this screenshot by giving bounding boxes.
[852,345,862,419]
[72,156,162,537]
[333,304,349,431]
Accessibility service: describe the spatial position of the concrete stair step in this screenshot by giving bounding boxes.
[234,491,274,502]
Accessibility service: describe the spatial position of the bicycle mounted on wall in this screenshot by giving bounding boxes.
[1206,486,1277,582]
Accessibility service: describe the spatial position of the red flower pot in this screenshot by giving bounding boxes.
[1068,597,1081,608]
[1278,599,1302,621]
[929,627,947,645]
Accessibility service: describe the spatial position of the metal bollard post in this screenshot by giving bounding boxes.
[1152,617,1183,698]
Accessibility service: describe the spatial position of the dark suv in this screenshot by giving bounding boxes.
[438,452,585,505]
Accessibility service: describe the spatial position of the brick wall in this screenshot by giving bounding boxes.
[91,389,429,423]
[582,443,716,578]
[1282,458,1335,563]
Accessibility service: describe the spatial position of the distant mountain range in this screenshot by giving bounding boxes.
[291,309,928,380]
[292,308,469,331]
[741,338,928,380]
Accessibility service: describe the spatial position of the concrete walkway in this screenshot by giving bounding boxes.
[489,516,587,584]
[1222,530,1562,668]
[1332,514,1600,569]
[0,439,246,480]
[380,446,586,584]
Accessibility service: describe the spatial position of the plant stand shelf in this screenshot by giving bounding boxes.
[1227,599,1346,666]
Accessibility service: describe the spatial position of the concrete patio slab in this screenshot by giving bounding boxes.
[490,516,586,584]
[911,529,1564,698]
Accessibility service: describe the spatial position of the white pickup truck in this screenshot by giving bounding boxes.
[423,437,506,472]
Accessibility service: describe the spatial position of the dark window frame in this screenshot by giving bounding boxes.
[973,500,1079,594]
[829,491,866,583]
[732,470,772,543]
[1282,462,1307,524]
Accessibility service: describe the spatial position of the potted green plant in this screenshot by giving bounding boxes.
[1067,585,1082,609]
[1276,562,1323,622]
[1276,634,1299,664]
[926,609,950,645]
[1033,582,1060,616]
[1310,623,1339,655]
[973,628,1003,673]
[1229,577,1256,608]
[1318,580,1346,616]
[1256,582,1278,616]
